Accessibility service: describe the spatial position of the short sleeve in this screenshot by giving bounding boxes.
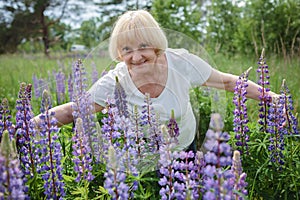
[166,48,212,86]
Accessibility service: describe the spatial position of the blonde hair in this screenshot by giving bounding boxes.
[109,10,168,61]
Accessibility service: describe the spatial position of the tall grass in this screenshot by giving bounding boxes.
[0,52,299,118]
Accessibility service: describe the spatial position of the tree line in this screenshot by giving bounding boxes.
[0,0,299,58]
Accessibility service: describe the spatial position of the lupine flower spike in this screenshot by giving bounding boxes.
[0,98,15,141]
[114,76,129,118]
[15,83,37,181]
[104,145,130,200]
[267,95,286,165]
[54,70,66,104]
[36,90,65,199]
[257,48,272,132]
[140,93,163,152]
[280,79,299,135]
[231,150,248,199]
[233,67,252,153]
[0,130,26,199]
[159,114,202,200]
[71,59,97,158]
[72,118,94,182]
[202,113,234,200]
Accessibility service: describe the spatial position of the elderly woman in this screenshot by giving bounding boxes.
[35,10,277,150]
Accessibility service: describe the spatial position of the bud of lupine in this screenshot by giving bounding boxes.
[267,96,286,165]
[72,118,94,182]
[36,90,65,199]
[280,79,299,135]
[233,67,252,153]
[0,130,27,199]
[202,113,234,199]
[257,49,272,132]
[231,150,248,199]
[54,70,66,105]
[0,98,15,141]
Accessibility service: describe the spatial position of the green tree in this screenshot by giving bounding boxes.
[238,0,300,58]
[0,0,69,56]
[205,0,242,55]
[151,0,204,43]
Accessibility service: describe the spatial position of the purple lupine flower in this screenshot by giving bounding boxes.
[140,93,163,152]
[91,61,99,84]
[231,150,248,199]
[0,130,27,199]
[202,113,235,199]
[159,123,204,200]
[67,73,73,102]
[257,49,272,132]
[32,74,40,99]
[233,67,252,153]
[104,145,130,200]
[280,79,299,135]
[37,78,50,99]
[167,109,180,140]
[172,151,203,200]
[54,70,66,105]
[72,118,94,182]
[114,76,129,118]
[0,98,15,141]
[101,98,121,151]
[267,96,286,165]
[71,59,97,159]
[101,96,138,194]
[158,126,177,200]
[132,105,146,159]
[15,83,37,180]
[35,90,65,199]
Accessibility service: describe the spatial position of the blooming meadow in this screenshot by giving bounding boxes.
[0,50,299,199]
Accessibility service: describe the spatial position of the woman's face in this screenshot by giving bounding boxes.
[119,40,159,74]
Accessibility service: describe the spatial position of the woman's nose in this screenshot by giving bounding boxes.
[132,50,142,61]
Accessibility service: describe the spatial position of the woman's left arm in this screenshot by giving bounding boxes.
[202,68,278,101]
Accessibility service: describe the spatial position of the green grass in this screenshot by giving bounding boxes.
[211,53,300,116]
[0,51,299,118]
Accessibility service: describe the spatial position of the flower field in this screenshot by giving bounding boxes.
[0,50,299,200]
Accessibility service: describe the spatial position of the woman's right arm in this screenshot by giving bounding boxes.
[33,102,104,127]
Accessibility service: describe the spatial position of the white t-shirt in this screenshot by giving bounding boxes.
[88,48,212,150]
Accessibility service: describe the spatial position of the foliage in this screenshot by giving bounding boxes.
[0,0,69,56]
[205,0,300,58]
[151,0,203,43]
[205,0,242,55]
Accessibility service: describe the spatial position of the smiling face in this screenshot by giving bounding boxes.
[109,10,168,62]
[119,41,159,73]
